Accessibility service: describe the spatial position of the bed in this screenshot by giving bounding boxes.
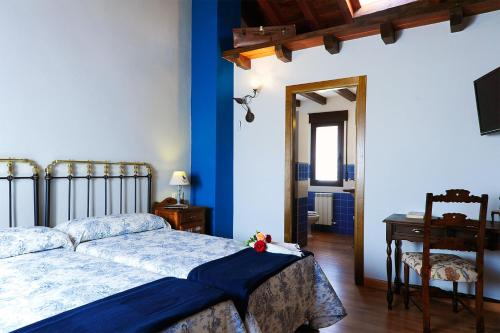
[0,241,245,333]
[44,160,346,333]
[73,227,345,332]
[0,159,246,333]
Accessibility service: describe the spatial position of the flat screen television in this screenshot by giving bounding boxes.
[474,66,500,135]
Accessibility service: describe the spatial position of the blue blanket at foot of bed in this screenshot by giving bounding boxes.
[187,247,311,317]
[14,277,228,333]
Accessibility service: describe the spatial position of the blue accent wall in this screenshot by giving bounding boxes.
[191,0,239,238]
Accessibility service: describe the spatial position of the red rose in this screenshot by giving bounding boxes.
[265,234,272,243]
[254,240,267,253]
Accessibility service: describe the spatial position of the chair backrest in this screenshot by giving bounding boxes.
[422,189,488,276]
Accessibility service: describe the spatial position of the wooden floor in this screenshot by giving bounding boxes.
[298,231,500,333]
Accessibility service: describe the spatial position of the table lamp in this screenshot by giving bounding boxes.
[169,171,190,205]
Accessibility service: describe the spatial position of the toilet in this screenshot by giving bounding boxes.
[307,211,320,238]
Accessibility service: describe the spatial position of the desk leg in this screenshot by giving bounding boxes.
[394,240,402,294]
[386,239,393,310]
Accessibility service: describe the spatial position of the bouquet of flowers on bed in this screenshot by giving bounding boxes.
[246,231,272,253]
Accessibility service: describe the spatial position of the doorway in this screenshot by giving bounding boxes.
[284,76,367,285]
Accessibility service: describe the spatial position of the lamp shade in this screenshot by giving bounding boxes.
[169,171,190,186]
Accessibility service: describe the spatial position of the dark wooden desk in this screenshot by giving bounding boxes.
[383,214,500,310]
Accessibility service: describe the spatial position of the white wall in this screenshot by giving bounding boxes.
[0,0,192,226]
[234,11,500,298]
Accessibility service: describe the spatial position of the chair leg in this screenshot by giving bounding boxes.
[476,281,484,333]
[404,264,410,309]
[422,275,431,333]
[452,282,458,313]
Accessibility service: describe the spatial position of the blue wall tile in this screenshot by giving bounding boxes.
[346,164,355,180]
[296,197,309,246]
[295,162,310,181]
[307,192,315,211]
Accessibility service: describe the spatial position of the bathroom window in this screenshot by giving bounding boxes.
[309,111,347,187]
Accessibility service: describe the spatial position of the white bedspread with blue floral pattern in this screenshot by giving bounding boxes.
[0,248,245,333]
[76,229,347,332]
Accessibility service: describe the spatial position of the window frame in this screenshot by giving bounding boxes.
[309,111,347,187]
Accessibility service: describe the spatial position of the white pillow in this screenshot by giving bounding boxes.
[0,227,73,259]
[55,213,169,246]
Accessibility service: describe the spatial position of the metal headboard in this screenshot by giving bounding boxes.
[0,158,40,227]
[44,160,152,227]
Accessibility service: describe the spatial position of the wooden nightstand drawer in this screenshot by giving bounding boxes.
[181,222,205,234]
[153,204,207,234]
[181,210,204,224]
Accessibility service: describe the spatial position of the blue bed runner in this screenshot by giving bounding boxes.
[187,247,311,317]
[14,277,228,333]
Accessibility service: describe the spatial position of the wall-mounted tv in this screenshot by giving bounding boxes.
[474,66,500,135]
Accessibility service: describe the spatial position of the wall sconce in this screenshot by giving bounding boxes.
[233,87,261,123]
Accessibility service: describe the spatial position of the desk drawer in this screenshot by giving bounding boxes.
[393,225,446,242]
[181,210,204,224]
[394,225,425,236]
[393,225,480,243]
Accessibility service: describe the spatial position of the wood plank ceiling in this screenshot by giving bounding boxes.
[242,0,360,33]
[227,0,500,69]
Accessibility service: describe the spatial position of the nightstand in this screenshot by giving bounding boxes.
[154,206,207,234]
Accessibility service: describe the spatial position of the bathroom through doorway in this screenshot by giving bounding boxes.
[284,76,366,285]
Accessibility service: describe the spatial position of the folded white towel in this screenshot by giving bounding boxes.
[248,241,303,257]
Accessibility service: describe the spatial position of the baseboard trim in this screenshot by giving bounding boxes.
[364,277,387,291]
[363,277,500,314]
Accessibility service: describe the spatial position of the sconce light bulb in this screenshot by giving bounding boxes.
[250,78,262,91]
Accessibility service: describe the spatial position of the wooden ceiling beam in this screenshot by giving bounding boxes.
[336,89,357,101]
[380,21,396,44]
[450,6,466,32]
[225,0,500,69]
[324,34,341,54]
[241,0,268,27]
[229,54,251,70]
[298,92,327,105]
[297,0,321,30]
[337,0,355,24]
[257,0,283,26]
[350,0,362,12]
[276,44,292,63]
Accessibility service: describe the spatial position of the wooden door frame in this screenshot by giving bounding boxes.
[284,76,367,285]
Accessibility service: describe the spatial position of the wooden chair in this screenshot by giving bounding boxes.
[402,189,488,333]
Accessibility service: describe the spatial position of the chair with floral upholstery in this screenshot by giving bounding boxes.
[402,189,488,333]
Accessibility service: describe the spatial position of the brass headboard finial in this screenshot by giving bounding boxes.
[67,162,73,177]
[32,164,39,176]
[45,160,56,176]
[104,163,110,177]
[0,158,39,177]
[87,162,93,176]
[6,161,13,177]
[44,159,153,228]
[45,160,152,177]
[119,164,126,176]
